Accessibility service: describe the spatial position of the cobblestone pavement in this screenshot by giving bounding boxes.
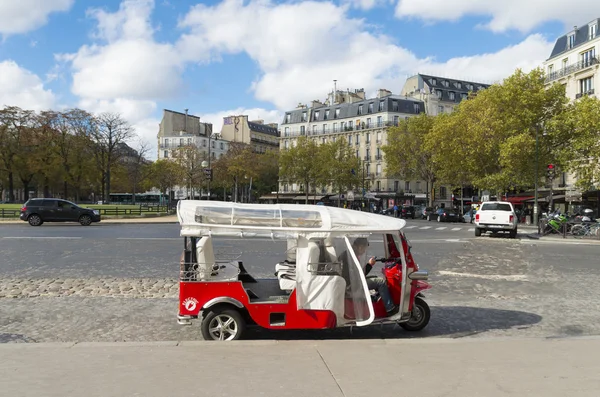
[1,237,599,343]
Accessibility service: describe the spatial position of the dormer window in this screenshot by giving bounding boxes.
[285,114,291,123]
[568,33,575,49]
[335,108,340,118]
[314,110,320,120]
[590,23,598,40]
[442,80,449,87]
[449,92,455,100]
[302,111,307,121]
[436,90,442,99]
[456,82,462,89]
[431,78,436,85]
[358,105,363,115]
[368,103,374,113]
[324,110,330,120]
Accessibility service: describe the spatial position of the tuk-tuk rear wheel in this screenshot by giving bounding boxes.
[399,297,430,332]
[201,307,245,341]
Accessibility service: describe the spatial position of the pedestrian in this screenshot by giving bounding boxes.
[393,204,398,218]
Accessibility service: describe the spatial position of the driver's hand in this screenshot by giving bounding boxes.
[368,257,376,266]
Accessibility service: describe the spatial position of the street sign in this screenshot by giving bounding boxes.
[203,168,213,181]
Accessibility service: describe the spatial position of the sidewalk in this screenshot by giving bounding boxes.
[1,337,599,397]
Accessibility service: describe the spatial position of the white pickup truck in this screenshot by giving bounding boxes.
[474,201,518,238]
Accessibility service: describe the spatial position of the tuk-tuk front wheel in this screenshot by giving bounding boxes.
[399,297,430,332]
[201,307,245,341]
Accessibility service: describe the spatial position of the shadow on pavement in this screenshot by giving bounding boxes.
[243,306,542,341]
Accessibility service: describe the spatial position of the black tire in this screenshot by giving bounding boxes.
[399,297,430,332]
[509,228,517,239]
[475,227,481,237]
[201,307,245,341]
[28,214,43,226]
[79,214,92,226]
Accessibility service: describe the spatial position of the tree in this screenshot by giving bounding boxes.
[383,114,437,206]
[213,143,260,202]
[145,159,184,203]
[123,140,151,204]
[320,139,360,206]
[279,136,323,204]
[252,150,279,201]
[549,95,600,191]
[90,113,136,203]
[172,144,207,199]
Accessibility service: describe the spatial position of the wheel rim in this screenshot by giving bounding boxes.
[29,216,41,225]
[208,314,238,341]
[407,304,424,327]
[81,216,91,225]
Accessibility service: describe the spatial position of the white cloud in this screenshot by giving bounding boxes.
[395,0,600,33]
[342,0,385,11]
[0,60,56,111]
[177,0,554,111]
[0,0,73,36]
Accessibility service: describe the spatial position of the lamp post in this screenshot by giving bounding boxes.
[201,160,211,201]
[533,124,539,228]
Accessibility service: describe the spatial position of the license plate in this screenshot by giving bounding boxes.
[487,225,504,228]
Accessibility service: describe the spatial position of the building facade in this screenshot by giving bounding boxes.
[543,19,600,203]
[219,115,279,153]
[401,74,490,115]
[278,88,428,204]
[157,109,229,161]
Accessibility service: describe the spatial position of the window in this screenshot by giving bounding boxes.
[356,149,359,158]
[300,126,305,135]
[405,181,410,191]
[568,33,575,49]
[440,186,447,199]
[416,181,421,192]
[413,103,420,113]
[442,80,449,87]
[284,183,289,193]
[212,141,215,148]
[341,121,346,131]
[332,136,336,143]
[581,48,596,66]
[376,164,381,176]
[431,78,436,85]
[436,90,442,99]
[202,139,207,147]
[366,148,370,160]
[164,150,168,158]
[379,101,384,111]
[285,114,291,123]
[356,134,360,145]
[220,142,224,150]
[180,138,184,146]
[188,138,192,144]
[461,93,468,100]
[580,76,594,94]
[562,58,568,69]
[358,105,363,115]
[392,100,398,112]
[164,138,169,146]
[312,125,317,133]
[368,103,374,113]
[322,138,326,144]
[394,181,399,192]
[322,124,328,133]
[333,122,338,132]
[393,115,399,126]
[284,140,289,149]
[348,135,353,145]
[377,116,382,127]
[302,112,307,121]
[438,105,444,114]
[376,131,382,143]
[376,147,381,159]
[314,111,320,120]
[456,82,462,89]
[284,127,290,136]
[548,65,554,74]
[366,118,371,128]
[366,133,370,143]
[324,110,330,120]
[449,92,455,100]
[591,23,598,40]
[335,108,340,118]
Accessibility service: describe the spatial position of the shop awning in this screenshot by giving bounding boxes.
[505,196,535,204]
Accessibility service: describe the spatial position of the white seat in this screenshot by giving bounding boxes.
[276,239,297,291]
[195,236,216,281]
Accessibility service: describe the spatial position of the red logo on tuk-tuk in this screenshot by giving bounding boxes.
[182,297,199,311]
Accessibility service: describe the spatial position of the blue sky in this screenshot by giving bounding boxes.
[0,0,597,158]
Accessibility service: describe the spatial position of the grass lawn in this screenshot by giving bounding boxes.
[0,203,171,217]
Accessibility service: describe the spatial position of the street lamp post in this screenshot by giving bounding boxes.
[533,124,539,229]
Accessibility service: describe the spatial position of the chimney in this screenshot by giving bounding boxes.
[377,89,392,98]
[184,108,188,132]
[311,100,324,108]
[251,119,264,124]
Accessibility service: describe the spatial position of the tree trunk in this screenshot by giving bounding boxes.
[22,182,30,202]
[305,180,309,204]
[63,180,68,200]
[8,172,14,202]
[43,178,50,198]
[106,162,111,204]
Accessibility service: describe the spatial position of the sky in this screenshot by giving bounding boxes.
[0,0,598,159]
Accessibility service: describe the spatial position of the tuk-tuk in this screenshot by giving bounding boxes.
[176,200,431,341]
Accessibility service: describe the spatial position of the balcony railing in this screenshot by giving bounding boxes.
[576,89,595,99]
[280,121,400,138]
[375,155,382,160]
[364,156,371,161]
[545,57,599,83]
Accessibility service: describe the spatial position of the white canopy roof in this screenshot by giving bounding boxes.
[177,200,406,238]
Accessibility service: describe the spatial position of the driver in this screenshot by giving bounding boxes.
[339,238,398,315]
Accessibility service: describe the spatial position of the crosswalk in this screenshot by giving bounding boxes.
[404,225,475,232]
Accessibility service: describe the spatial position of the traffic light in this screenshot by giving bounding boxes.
[546,164,556,180]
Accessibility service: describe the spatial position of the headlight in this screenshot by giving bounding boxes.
[93,210,100,215]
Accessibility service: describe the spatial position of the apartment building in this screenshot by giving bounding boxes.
[219,115,279,153]
[278,88,427,203]
[401,74,490,115]
[157,109,229,161]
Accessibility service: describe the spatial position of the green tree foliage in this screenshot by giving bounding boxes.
[383,113,437,205]
[548,95,600,191]
[320,139,360,205]
[144,159,183,199]
[279,136,322,203]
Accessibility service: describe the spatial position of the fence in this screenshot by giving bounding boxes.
[539,218,600,240]
[0,205,172,218]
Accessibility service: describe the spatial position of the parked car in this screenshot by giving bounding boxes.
[20,198,101,226]
[400,205,416,219]
[428,208,461,222]
[422,207,434,219]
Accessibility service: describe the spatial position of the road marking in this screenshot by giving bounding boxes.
[438,270,528,281]
[2,236,82,239]
[405,226,416,229]
[116,238,180,240]
[451,228,461,231]
[468,228,475,231]
[419,226,431,230]
[435,227,447,230]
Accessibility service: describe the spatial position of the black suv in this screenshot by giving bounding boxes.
[20,199,101,226]
[400,205,416,219]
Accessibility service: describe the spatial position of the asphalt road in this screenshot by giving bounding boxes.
[2,219,600,341]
